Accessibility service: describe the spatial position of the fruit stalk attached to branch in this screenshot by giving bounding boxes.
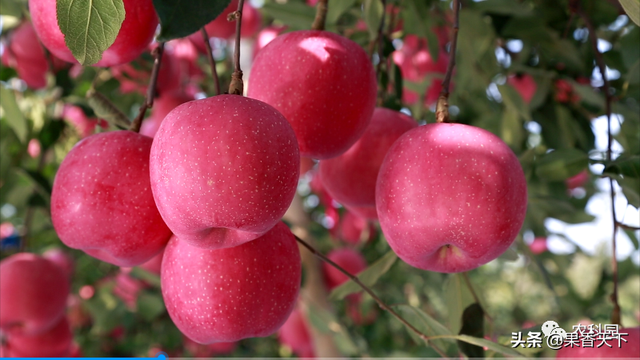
[311,0,328,31]
[436,0,460,124]
[201,27,221,96]
[131,42,165,132]
[228,0,246,95]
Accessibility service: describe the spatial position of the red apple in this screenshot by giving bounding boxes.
[0,253,69,336]
[254,26,286,58]
[319,108,418,217]
[0,222,14,239]
[322,248,368,289]
[149,95,299,250]
[112,270,146,309]
[27,139,41,158]
[556,327,640,358]
[29,0,158,66]
[529,237,548,255]
[248,30,377,159]
[507,74,536,104]
[278,307,314,357]
[566,170,589,190]
[5,316,72,357]
[161,222,301,344]
[337,211,375,245]
[392,35,449,107]
[61,105,107,138]
[376,123,527,273]
[344,203,379,221]
[42,248,74,279]
[2,21,56,89]
[51,131,172,267]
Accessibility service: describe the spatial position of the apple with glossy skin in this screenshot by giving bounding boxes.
[5,316,73,357]
[1,21,64,89]
[248,30,377,159]
[183,336,237,357]
[278,307,314,358]
[29,0,158,67]
[507,74,537,104]
[0,253,69,336]
[556,327,640,358]
[529,237,548,255]
[322,248,368,289]
[137,248,165,275]
[150,95,299,250]
[337,211,375,245]
[319,108,418,218]
[392,35,449,107]
[376,123,527,273]
[254,26,286,58]
[51,131,172,267]
[161,222,301,344]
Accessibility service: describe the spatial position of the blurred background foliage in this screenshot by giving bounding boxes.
[0,0,638,357]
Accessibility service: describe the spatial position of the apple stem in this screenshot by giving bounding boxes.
[130,42,165,133]
[228,0,246,95]
[572,1,620,327]
[294,234,448,357]
[201,27,221,96]
[435,0,460,124]
[311,0,329,31]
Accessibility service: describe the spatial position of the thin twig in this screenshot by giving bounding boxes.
[575,0,620,326]
[130,43,165,133]
[311,0,329,31]
[294,235,448,357]
[617,222,640,231]
[228,0,246,95]
[201,27,221,96]
[435,0,460,123]
[563,12,576,39]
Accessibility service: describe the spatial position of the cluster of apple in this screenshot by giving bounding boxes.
[3,0,532,350]
[0,250,77,356]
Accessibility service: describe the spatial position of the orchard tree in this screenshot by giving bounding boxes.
[0,0,639,358]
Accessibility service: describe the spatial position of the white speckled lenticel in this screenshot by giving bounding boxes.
[161,222,301,344]
[51,131,172,267]
[376,123,528,273]
[149,95,300,250]
[320,108,418,219]
[247,30,377,159]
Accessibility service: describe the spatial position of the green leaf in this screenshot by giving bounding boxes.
[153,0,233,41]
[38,120,66,151]
[57,0,126,65]
[393,304,452,352]
[569,81,605,108]
[447,335,525,357]
[501,106,524,148]
[603,155,640,178]
[457,303,484,358]
[497,246,519,262]
[327,0,356,25]
[566,253,603,300]
[626,59,640,85]
[619,0,640,26]
[444,274,474,334]
[261,2,316,31]
[535,148,589,181]
[473,0,532,16]
[619,176,640,208]
[136,291,165,321]
[363,0,383,40]
[330,250,397,300]
[0,85,28,143]
[305,302,360,355]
